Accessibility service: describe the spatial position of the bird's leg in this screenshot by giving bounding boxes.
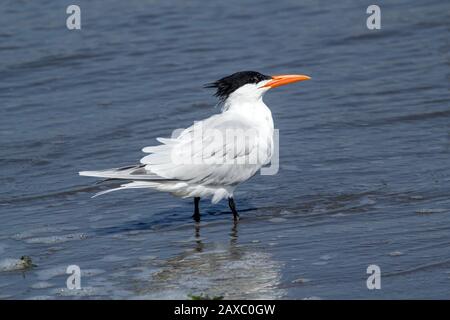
[228,197,240,221]
[192,197,201,222]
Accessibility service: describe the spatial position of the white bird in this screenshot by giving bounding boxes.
[79,71,310,221]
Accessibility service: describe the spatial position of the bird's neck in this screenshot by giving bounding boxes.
[222,95,274,130]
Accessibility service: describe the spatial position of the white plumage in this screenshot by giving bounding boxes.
[79,71,310,218]
[80,80,274,203]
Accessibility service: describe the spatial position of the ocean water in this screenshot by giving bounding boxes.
[0,0,449,299]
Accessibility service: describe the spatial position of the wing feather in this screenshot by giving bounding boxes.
[140,112,272,185]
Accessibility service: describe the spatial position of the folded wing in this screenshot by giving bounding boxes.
[140,112,272,186]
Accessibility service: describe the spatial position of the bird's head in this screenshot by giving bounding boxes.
[205,71,310,103]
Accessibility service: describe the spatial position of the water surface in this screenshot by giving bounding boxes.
[0,0,449,299]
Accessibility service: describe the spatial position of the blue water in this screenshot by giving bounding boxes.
[0,0,449,299]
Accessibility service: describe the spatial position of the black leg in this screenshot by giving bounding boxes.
[192,197,201,222]
[228,197,239,221]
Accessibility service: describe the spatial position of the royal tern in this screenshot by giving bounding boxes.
[79,71,310,221]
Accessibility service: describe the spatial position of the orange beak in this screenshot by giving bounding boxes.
[261,74,311,89]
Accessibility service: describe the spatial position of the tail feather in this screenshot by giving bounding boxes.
[79,164,170,181]
[92,181,161,198]
[92,187,126,198]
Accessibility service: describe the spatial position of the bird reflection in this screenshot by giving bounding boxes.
[134,219,285,299]
[193,220,239,252]
[193,222,204,253]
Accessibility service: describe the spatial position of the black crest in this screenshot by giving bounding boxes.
[205,71,272,101]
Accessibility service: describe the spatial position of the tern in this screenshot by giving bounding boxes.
[79,71,310,221]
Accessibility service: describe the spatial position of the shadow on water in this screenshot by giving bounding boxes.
[91,200,260,236]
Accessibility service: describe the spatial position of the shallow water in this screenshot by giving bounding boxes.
[0,0,449,299]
